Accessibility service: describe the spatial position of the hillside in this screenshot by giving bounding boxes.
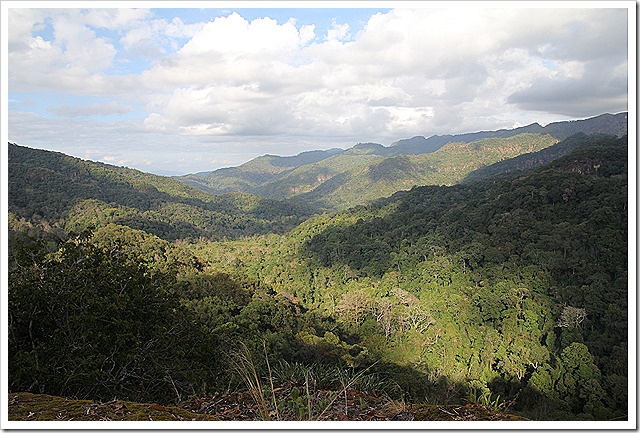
[290,133,557,209]
[182,133,558,210]
[461,132,626,183]
[178,112,627,210]
[191,133,628,420]
[8,133,628,421]
[8,143,315,241]
[180,148,343,194]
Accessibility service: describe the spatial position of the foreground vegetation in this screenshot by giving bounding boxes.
[8,390,527,422]
[7,133,628,421]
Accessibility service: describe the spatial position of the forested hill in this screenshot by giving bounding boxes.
[181,148,343,193]
[8,143,314,241]
[301,134,627,280]
[191,132,626,420]
[178,112,627,210]
[7,133,628,421]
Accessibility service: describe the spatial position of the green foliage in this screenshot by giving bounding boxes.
[8,231,218,403]
[7,132,628,421]
[188,134,627,419]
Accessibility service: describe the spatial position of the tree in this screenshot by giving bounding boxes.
[336,288,373,327]
[8,234,215,403]
[374,298,396,340]
[556,305,587,329]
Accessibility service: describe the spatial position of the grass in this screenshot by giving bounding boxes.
[8,345,527,422]
[227,345,526,421]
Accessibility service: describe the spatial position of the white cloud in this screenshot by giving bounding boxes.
[53,13,117,71]
[81,8,152,29]
[7,6,630,174]
[143,112,170,132]
[180,12,308,56]
[326,20,350,42]
[49,101,132,117]
[139,7,627,143]
[120,16,204,58]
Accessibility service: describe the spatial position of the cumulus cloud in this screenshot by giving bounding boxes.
[120,16,204,58]
[9,9,115,93]
[180,12,313,56]
[138,7,627,143]
[7,6,630,174]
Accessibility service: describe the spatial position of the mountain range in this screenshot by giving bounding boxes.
[178,112,627,210]
[8,143,314,242]
[7,112,628,242]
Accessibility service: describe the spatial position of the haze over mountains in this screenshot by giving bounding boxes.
[179,112,628,210]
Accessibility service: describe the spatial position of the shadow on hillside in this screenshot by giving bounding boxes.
[460,133,625,184]
[301,133,628,279]
[294,135,629,421]
[239,327,577,421]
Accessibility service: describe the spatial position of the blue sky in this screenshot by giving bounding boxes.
[5,3,631,175]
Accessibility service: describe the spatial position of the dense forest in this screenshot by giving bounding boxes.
[7,131,629,421]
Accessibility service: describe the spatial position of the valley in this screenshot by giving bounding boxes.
[6,113,629,422]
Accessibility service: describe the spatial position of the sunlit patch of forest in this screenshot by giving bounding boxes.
[7,133,628,421]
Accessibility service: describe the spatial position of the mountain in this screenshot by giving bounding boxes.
[181,133,558,210]
[390,112,628,154]
[541,111,628,139]
[461,132,625,183]
[179,148,343,194]
[8,143,315,242]
[315,133,628,274]
[179,112,627,210]
[285,133,558,209]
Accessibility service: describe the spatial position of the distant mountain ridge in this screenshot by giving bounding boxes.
[389,112,628,155]
[179,112,627,210]
[8,143,314,241]
[461,132,625,183]
[181,148,343,193]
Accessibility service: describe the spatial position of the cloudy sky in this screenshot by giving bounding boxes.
[4,2,631,175]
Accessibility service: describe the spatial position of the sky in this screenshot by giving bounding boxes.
[3,1,632,176]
